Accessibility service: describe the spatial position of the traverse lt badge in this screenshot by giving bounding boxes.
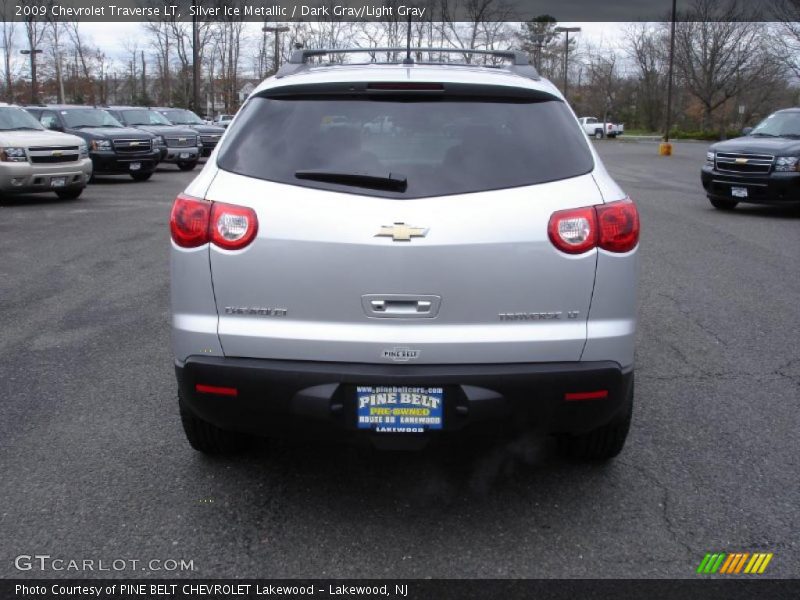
[376,223,428,242]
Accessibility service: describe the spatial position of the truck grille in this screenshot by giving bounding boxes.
[28,146,80,164]
[715,152,774,175]
[200,135,220,146]
[113,139,152,154]
[166,136,197,148]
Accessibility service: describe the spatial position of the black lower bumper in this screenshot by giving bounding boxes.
[91,152,160,175]
[701,167,800,204]
[176,356,633,447]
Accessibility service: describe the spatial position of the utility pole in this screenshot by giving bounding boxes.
[555,26,580,101]
[20,48,43,104]
[663,0,678,145]
[262,25,290,74]
[192,0,200,112]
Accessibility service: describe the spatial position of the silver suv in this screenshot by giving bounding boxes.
[170,49,640,460]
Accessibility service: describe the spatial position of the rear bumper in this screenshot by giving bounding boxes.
[176,356,633,448]
[701,166,800,204]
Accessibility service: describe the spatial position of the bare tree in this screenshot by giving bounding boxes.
[582,45,622,128]
[45,20,66,103]
[516,15,561,74]
[674,0,765,131]
[624,23,667,132]
[771,0,800,79]
[0,1,17,102]
[440,0,514,64]
[65,20,98,105]
[143,20,173,105]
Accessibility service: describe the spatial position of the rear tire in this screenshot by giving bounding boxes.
[709,196,738,211]
[130,171,153,181]
[594,130,604,140]
[179,391,251,454]
[56,187,84,200]
[557,377,633,461]
[177,161,197,171]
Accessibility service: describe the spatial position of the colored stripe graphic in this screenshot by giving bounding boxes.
[697,552,772,575]
[719,553,737,574]
[697,554,712,574]
[710,553,726,573]
[758,554,773,574]
[734,553,750,574]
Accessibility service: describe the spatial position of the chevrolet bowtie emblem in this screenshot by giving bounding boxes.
[376,222,428,242]
[735,158,748,164]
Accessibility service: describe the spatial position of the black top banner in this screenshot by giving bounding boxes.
[4,0,791,23]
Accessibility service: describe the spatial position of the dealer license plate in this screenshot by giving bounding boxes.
[731,186,748,198]
[179,152,191,160]
[356,386,443,433]
[50,177,66,188]
[129,162,141,171]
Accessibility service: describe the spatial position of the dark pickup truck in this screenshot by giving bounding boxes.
[152,107,225,158]
[25,105,160,181]
[702,108,800,210]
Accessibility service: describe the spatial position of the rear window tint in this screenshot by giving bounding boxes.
[217,94,593,199]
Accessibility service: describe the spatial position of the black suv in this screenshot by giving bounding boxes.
[106,107,201,171]
[152,107,225,158]
[702,108,800,210]
[25,105,161,181]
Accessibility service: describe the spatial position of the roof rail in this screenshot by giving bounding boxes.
[276,47,539,80]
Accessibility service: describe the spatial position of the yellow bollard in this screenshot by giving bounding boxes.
[659,142,673,156]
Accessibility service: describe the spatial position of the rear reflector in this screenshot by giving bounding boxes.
[195,384,238,397]
[564,390,609,401]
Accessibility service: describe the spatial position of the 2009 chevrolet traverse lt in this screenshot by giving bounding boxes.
[169,48,640,459]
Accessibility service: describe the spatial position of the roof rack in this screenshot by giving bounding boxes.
[277,47,539,80]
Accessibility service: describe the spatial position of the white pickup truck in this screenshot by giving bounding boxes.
[579,117,624,139]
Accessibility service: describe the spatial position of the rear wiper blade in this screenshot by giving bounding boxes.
[295,169,407,192]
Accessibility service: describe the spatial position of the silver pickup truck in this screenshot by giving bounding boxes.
[0,104,92,200]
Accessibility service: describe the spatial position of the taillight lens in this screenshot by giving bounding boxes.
[210,202,258,250]
[170,194,258,250]
[548,199,639,255]
[170,194,211,248]
[548,206,597,254]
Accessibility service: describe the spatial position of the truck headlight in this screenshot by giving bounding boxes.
[706,151,715,164]
[154,135,165,147]
[774,156,799,172]
[79,143,89,158]
[1,147,28,162]
[90,139,112,151]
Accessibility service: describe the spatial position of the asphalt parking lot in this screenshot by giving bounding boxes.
[1,143,798,579]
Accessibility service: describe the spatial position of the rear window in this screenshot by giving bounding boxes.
[217,92,594,199]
